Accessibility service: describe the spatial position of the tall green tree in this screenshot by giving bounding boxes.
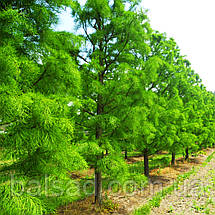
[131,91,167,177]
[0,1,87,214]
[131,32,183,172]
[71,0,151,203]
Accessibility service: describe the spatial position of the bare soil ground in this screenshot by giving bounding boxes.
[56,148,214,215]
[151,149,215,215]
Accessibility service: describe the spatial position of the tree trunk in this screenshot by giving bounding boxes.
[125,150,128,160]
[171,152,176,165]
[94,168,102,204]
[94,125,103,204]
[94,71,104,204]
[143,148,149,177]
[94,17,106,204]
[185,148,189,160]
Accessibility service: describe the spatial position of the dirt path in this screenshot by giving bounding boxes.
[151,151,215,215]
[56,148,214,215]
[111,149,214,215]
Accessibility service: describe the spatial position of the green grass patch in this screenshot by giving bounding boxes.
[128,153,182,176]
[133,150,215,215]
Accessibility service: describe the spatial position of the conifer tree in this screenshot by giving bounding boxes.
[71,0,151,203]
[0,1,87,214]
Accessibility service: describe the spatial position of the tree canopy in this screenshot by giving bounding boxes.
[0,0,215,214]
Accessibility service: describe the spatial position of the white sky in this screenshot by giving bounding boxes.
[142,0,215,92]
[56,0,215,92]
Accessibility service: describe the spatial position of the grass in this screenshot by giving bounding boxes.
[133,168,195,215]
[128,152,182,175]
[0,148,213,214]
[81,152,181,196]
[48,151,177,214]
[133,150,215,215]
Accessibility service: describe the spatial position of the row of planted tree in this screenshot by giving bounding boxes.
[0,0,215,214]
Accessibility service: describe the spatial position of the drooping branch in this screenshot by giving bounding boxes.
[104,99,138,138]
[126,84,134,97]
[32,69,47,87]
[20,68,47,94]
[103,83,134,111]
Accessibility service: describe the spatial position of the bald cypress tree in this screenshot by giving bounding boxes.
[0,1,87,214]
[71,0,151,203]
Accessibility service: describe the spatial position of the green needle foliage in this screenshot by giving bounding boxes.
[69,0,215,204]
[0,1,87,214]
[0,0,215,214]
[71,0,151,203]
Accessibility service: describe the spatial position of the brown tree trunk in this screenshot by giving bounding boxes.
[185,148,189,160]
[94,124,103,204]
[94,70,104,204]
[125,150,128,160]
[143,148,149,177]
[94,168,102,204]
[171,152,176,165]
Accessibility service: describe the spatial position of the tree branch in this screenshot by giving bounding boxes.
[148,82,156,91]
[77,54,89,64]
[126,84,134,97]
[82,109,95,116]
[32,69,47,87]
[103,35,129,75]
[161,85,169,95]
[83,22,95,52]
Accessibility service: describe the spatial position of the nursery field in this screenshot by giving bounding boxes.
[1,147,214,214]
[55,148,215,214]
[0,0,215,214]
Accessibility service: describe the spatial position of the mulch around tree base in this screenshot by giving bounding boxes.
[56,148,214,215]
